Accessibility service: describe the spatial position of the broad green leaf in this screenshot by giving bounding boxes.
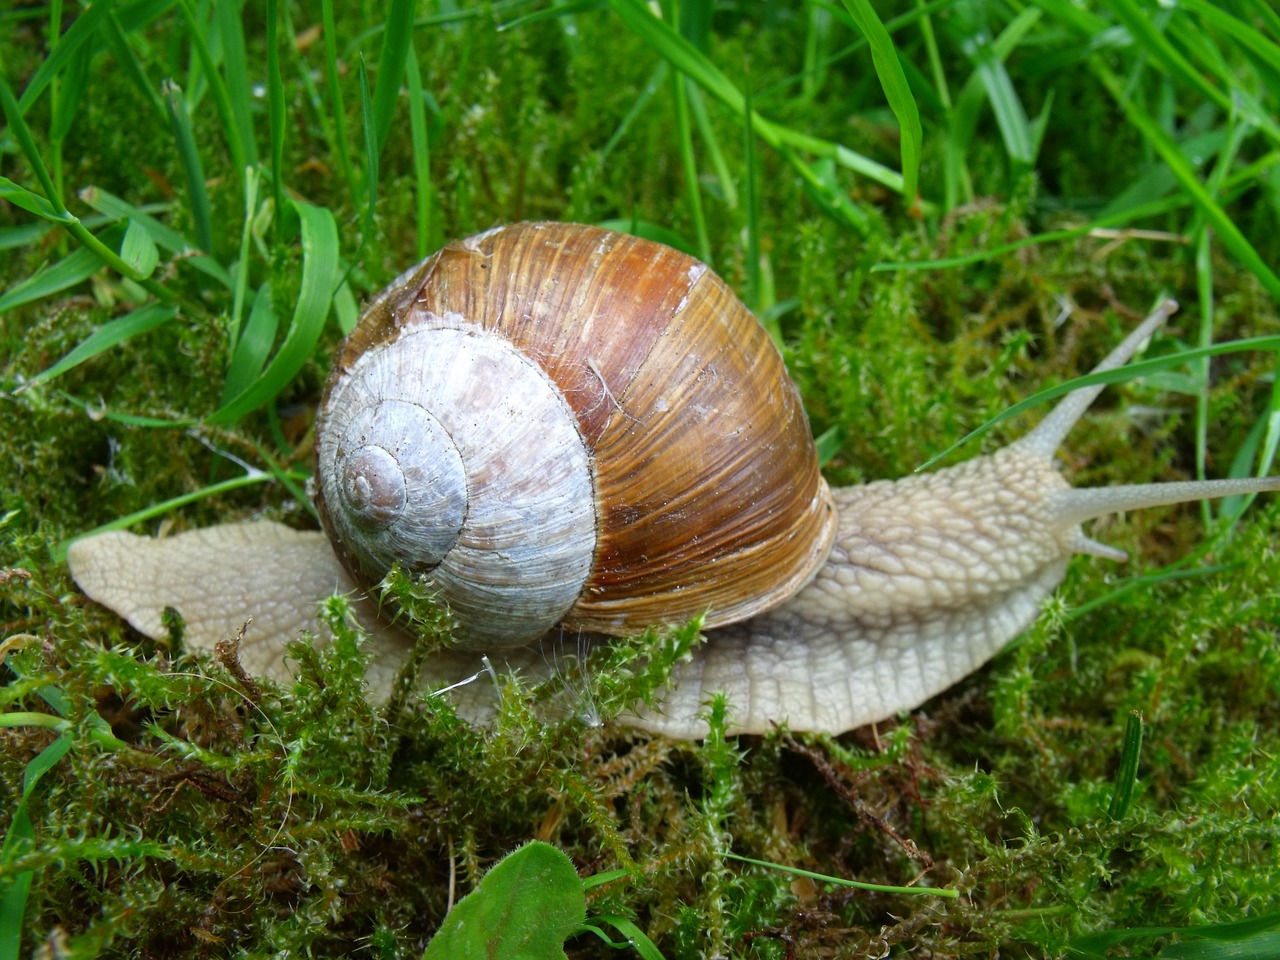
[421,841,585,960]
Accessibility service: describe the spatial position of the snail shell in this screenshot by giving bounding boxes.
[313,222,837,646]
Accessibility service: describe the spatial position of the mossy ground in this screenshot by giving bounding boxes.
[2,2,1279,958]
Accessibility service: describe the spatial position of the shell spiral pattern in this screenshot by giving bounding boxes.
[314,222,838,646]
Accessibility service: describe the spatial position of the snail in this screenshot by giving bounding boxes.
[68,222,1279,738]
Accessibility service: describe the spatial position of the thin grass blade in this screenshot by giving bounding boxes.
[78,186,233,287]
[176,0,250,173]
[1093,63,1280,301]
[207,200,338,423]
[406,45,433,261]
[1106,710,1143,819]
[0,735,74,960]
[0,70,68,216]
[28,304,178,385]
[0,246,106,313]
[372,0,416,155]
[14,0,115,115]
[216,0,259,166]
[359,55,378,244]
[838,0,923,208]
[49,35,90,146]
[266,0,285,237]
[964,32,1034,165]
[608,0,901,204]
[321,0,356,206]
[101,13,167,122]
[120,218,160,279]
[1102,0,1230,114]
[0,177,68,223]
[917,335,1280,471]
[221,283,277,405]
[162,79,214,254]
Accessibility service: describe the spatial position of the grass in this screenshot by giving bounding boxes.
[2,0,1279,957]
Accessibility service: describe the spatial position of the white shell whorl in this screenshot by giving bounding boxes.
[316,314,598,645]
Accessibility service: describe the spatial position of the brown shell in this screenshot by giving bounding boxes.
[322,221,837,636]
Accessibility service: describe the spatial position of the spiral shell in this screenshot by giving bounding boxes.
[314,222,837,646]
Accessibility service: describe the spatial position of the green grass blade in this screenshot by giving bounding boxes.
[1069,912,1280,959]
[0,68,68,216]
[581,916,667,960]
[216,0,259,166]
[1093,62,1280,301]
[333,258,359,334]
[1106,711,1143,819]
[228,165,261,351]
[0,735,73,960]
[944,6,1042,204]
[838,0,923,208]
[120,218,160,279]
[359,55,378,244]
[0,173,178,304]
[964,27,1034,165]
[14,0,115,115]
[176,0,249,174]
[207,200,338,423]
[321,0,356,207]
[595,218,698,255]
[101,12,167,122]
[687,84,737,210]
[0,176,68,223]
[742,69,762,319]
[78,186,234,287]
[0,246,104,313]
[48,32,90,146]
[672,70,710,262]
[917,335,1280,470]
[1244,0,1280,38]
[406,44,433,261]
[372,0,416,155]
[1102,0,1231,115]
[608,0,901,205]
[54,469,298,564]
[595,62,664,162]
[266,0,285,240]
[221,282,278,405]
[162,79,214,254]
[28,304,178,385]
[0,221,55,251]
[725,853,958,899]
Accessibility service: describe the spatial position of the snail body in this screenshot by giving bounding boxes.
[68,222,1279,737]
